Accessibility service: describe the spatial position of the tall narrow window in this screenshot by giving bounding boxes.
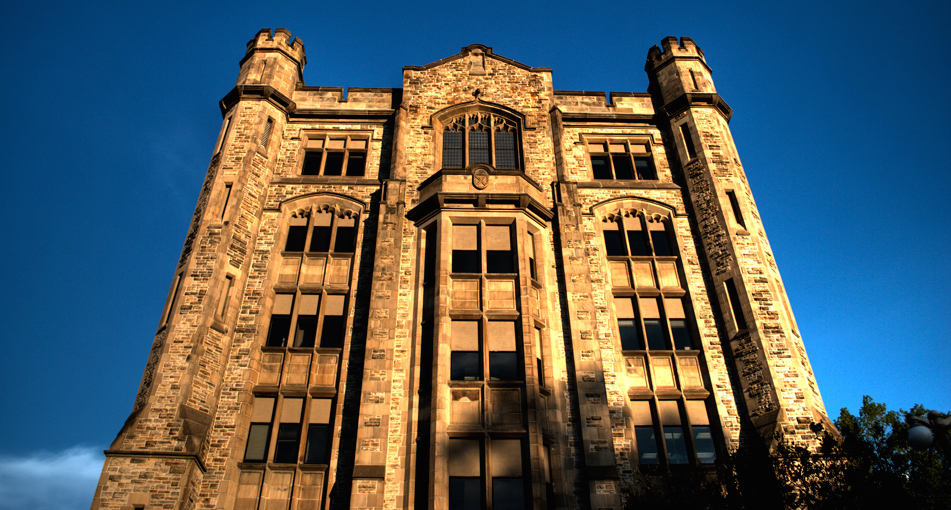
[451,321,481,381]
[726,190,746,229]
[245,397,275,462]
[448,439,482,510]
[659,401,688,464]
[487,322,519,381]
[273,398,303,463]
[216,275,234,320]
[305,399,333,464]
[725,278,747,330]
[293,294,320,347]
[723,278,747,329]
[490,439,525,510]
[631,401,659,465]
[266,294,294,347]
[485,225,514,273]
[666,298,693,350]
[215,117,232,154]
[526,231,537,280]
[161,274,182,326]
[615,297,642,350]
[641,297,667,350]
[686,400,716,463]
[533,327,544,384]
[261,118,273,148]
[452,224,480,273]
[220,183,233,221]
[319,295,347,348]
[680,123,697,159]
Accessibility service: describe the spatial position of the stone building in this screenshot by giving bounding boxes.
[91,29,832,510]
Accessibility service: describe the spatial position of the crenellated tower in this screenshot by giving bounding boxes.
[91,28,307,510]
[646,36,831,445]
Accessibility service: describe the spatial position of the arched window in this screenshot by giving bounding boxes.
[442,112,519,170]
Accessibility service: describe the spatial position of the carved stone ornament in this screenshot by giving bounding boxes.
[472,168,489,189]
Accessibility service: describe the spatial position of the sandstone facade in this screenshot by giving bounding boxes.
[91,29,830,510]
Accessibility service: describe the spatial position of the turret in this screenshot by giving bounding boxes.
[236,28,306,99]
[646,37,832,448]
[646,36,716,106]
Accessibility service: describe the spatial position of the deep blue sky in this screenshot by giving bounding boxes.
[1,1,949,508]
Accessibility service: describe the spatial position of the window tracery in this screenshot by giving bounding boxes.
[443,112,519,170]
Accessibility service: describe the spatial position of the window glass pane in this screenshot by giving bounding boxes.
[726,278,747,329]
[294,316,318,347]
[451,321,480,351]
[273,423,301,463]
[618,319,642,350]
[319,316,345,348]
[693,426,717,464]
[486,251,515,273]
[651,230,673,256]
[334,226,356,252]
[634,157,655,180]
[323,152,344,175]
[310,226,332,252]
[635,426,659,464]
[345,152,366,176]
[644,319,667,350]
[495,131,516,169]
[266,315,292,347]
[443,130,464,169]
[302,152,322,175]
[527,232,537,280]
[449,478,481,510]
[449,439,481,476]
[286,225,308,252]
[452,250,481,273]
[591,155,612,179]
[470,130,490,164]
[627,229,650,256]
[681,123,697,159]
[244,423,271,462]
[670,319,692,350]
[492,478,524,510]
[603,230,626,256]
[612,154,635,179]
[304,424,330,464]
[451,352,480,381]
[489,352,519,381]
[664,426,689,464]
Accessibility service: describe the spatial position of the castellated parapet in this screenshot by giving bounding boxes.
[91,30,832,510]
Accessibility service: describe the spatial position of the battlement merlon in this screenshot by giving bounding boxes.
[240,28,307,72]
[645,36,710,73]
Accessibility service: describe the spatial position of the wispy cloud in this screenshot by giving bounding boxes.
[0,446,104,510]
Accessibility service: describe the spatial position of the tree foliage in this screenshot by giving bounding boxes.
[623,396,950,509]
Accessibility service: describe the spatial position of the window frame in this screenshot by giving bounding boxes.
[447,437,529,510]
[243,396,337,467]
[439,111,522,171]
[299,132,371,177]
[585,138,658,181]
[629,398,717,468]
[264,291,349,349]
